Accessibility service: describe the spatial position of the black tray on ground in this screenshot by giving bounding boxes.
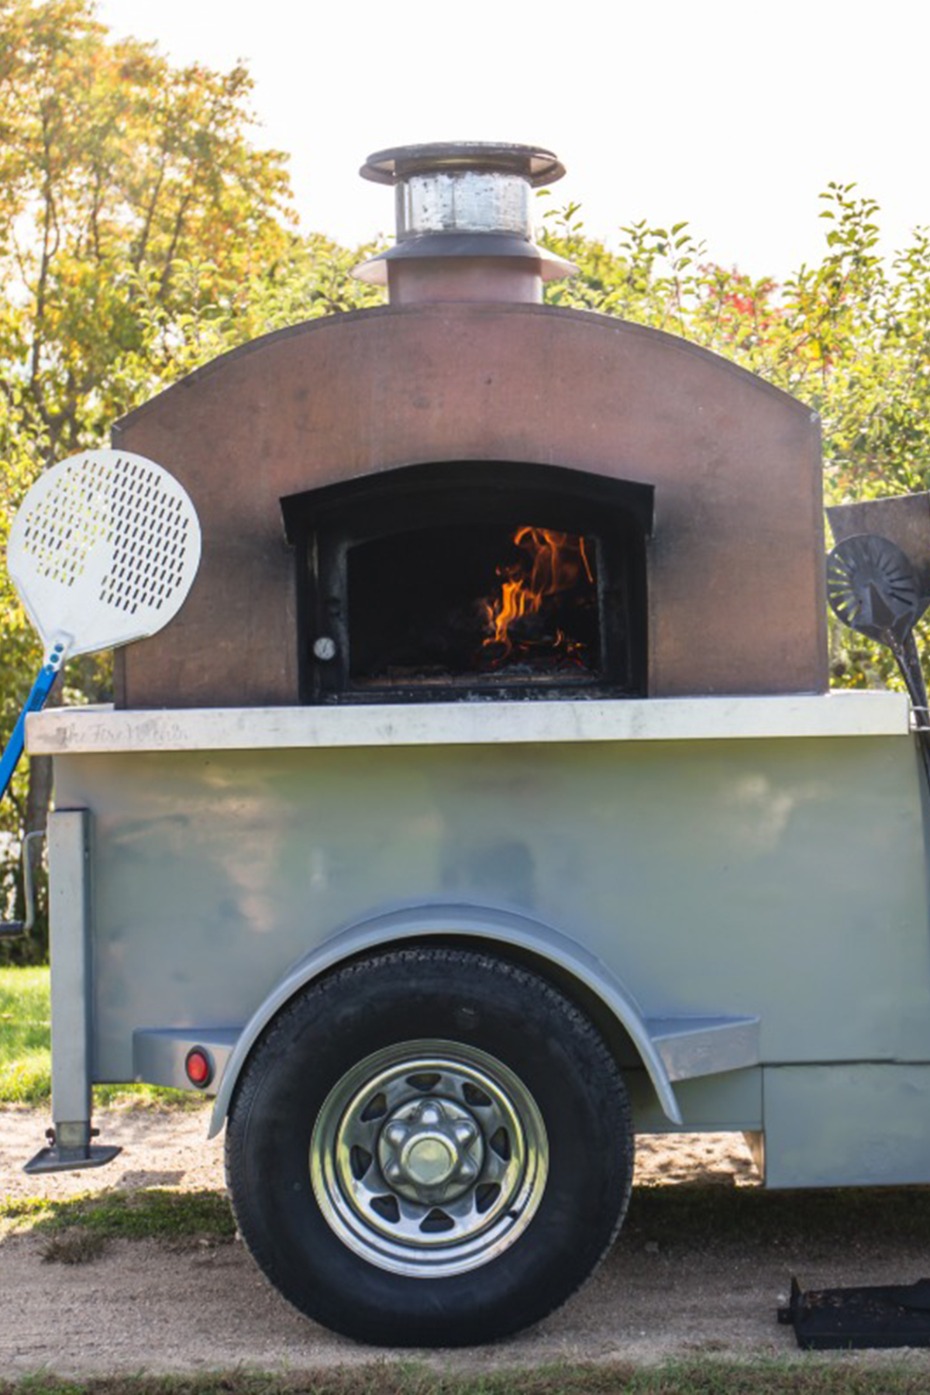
[779,1274,930,1350]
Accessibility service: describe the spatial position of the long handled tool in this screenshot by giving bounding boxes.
[0,449,201,800]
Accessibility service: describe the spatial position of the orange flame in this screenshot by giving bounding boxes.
[481,526,594,660]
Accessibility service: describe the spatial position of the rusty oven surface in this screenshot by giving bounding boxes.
[113,302,826,708]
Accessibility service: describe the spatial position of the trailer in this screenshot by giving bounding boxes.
[12,143,930,1348]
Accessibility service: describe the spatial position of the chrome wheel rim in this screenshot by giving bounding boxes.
[310,1039,548,1277]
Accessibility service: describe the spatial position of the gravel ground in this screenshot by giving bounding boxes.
[1,1105,927,1378]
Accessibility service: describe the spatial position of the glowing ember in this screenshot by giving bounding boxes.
[480,526,595,666]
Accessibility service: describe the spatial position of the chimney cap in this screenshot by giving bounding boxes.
[354,140,574,295]
[360,142,565,188]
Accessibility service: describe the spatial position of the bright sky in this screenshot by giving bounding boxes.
[96,0,926,283]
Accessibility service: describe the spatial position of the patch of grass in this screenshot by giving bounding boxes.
[0,1187,235,1243]
[0,1049,52,1103]
[0,965,49,1043]
[4,1362,930,1395]
[40,1227,109,1264]
[0,965,203,1107]
[0,965,51,1104]
[92,1082,206,1109]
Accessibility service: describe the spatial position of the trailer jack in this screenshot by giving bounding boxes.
[24,1123,121,1176]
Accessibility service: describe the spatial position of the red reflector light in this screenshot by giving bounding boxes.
[185,1048,213,1088]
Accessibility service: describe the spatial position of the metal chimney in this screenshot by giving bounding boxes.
[354,142,575,305]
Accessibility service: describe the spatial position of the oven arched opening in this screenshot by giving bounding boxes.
[281,460,653,705]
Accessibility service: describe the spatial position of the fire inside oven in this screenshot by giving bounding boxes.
[349,522,599,686]
[281,461,653,704]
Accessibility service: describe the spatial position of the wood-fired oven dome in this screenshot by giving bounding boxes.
[112,297,826,710]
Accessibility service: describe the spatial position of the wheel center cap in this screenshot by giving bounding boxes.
[402,1133,456,1185]
[377,1093,485,1203]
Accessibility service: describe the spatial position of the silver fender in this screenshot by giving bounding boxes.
[208,902,684,1136]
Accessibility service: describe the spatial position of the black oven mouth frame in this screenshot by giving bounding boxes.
[281,460,654,705]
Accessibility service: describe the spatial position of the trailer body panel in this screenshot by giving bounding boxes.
[37,693,930,1187]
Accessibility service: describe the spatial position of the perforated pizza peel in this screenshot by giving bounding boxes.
[0,449,201,798]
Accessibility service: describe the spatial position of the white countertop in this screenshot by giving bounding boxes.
[25,691,912,754]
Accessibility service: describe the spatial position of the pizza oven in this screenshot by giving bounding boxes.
[111,143,828,710]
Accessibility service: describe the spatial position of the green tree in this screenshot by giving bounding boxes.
[0,0,386,957]
[541,183,930,504]
[0,0,295,455]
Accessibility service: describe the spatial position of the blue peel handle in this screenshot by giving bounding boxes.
[0,643,67,803]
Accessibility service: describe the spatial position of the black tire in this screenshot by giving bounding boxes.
[225,947,633,1347]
